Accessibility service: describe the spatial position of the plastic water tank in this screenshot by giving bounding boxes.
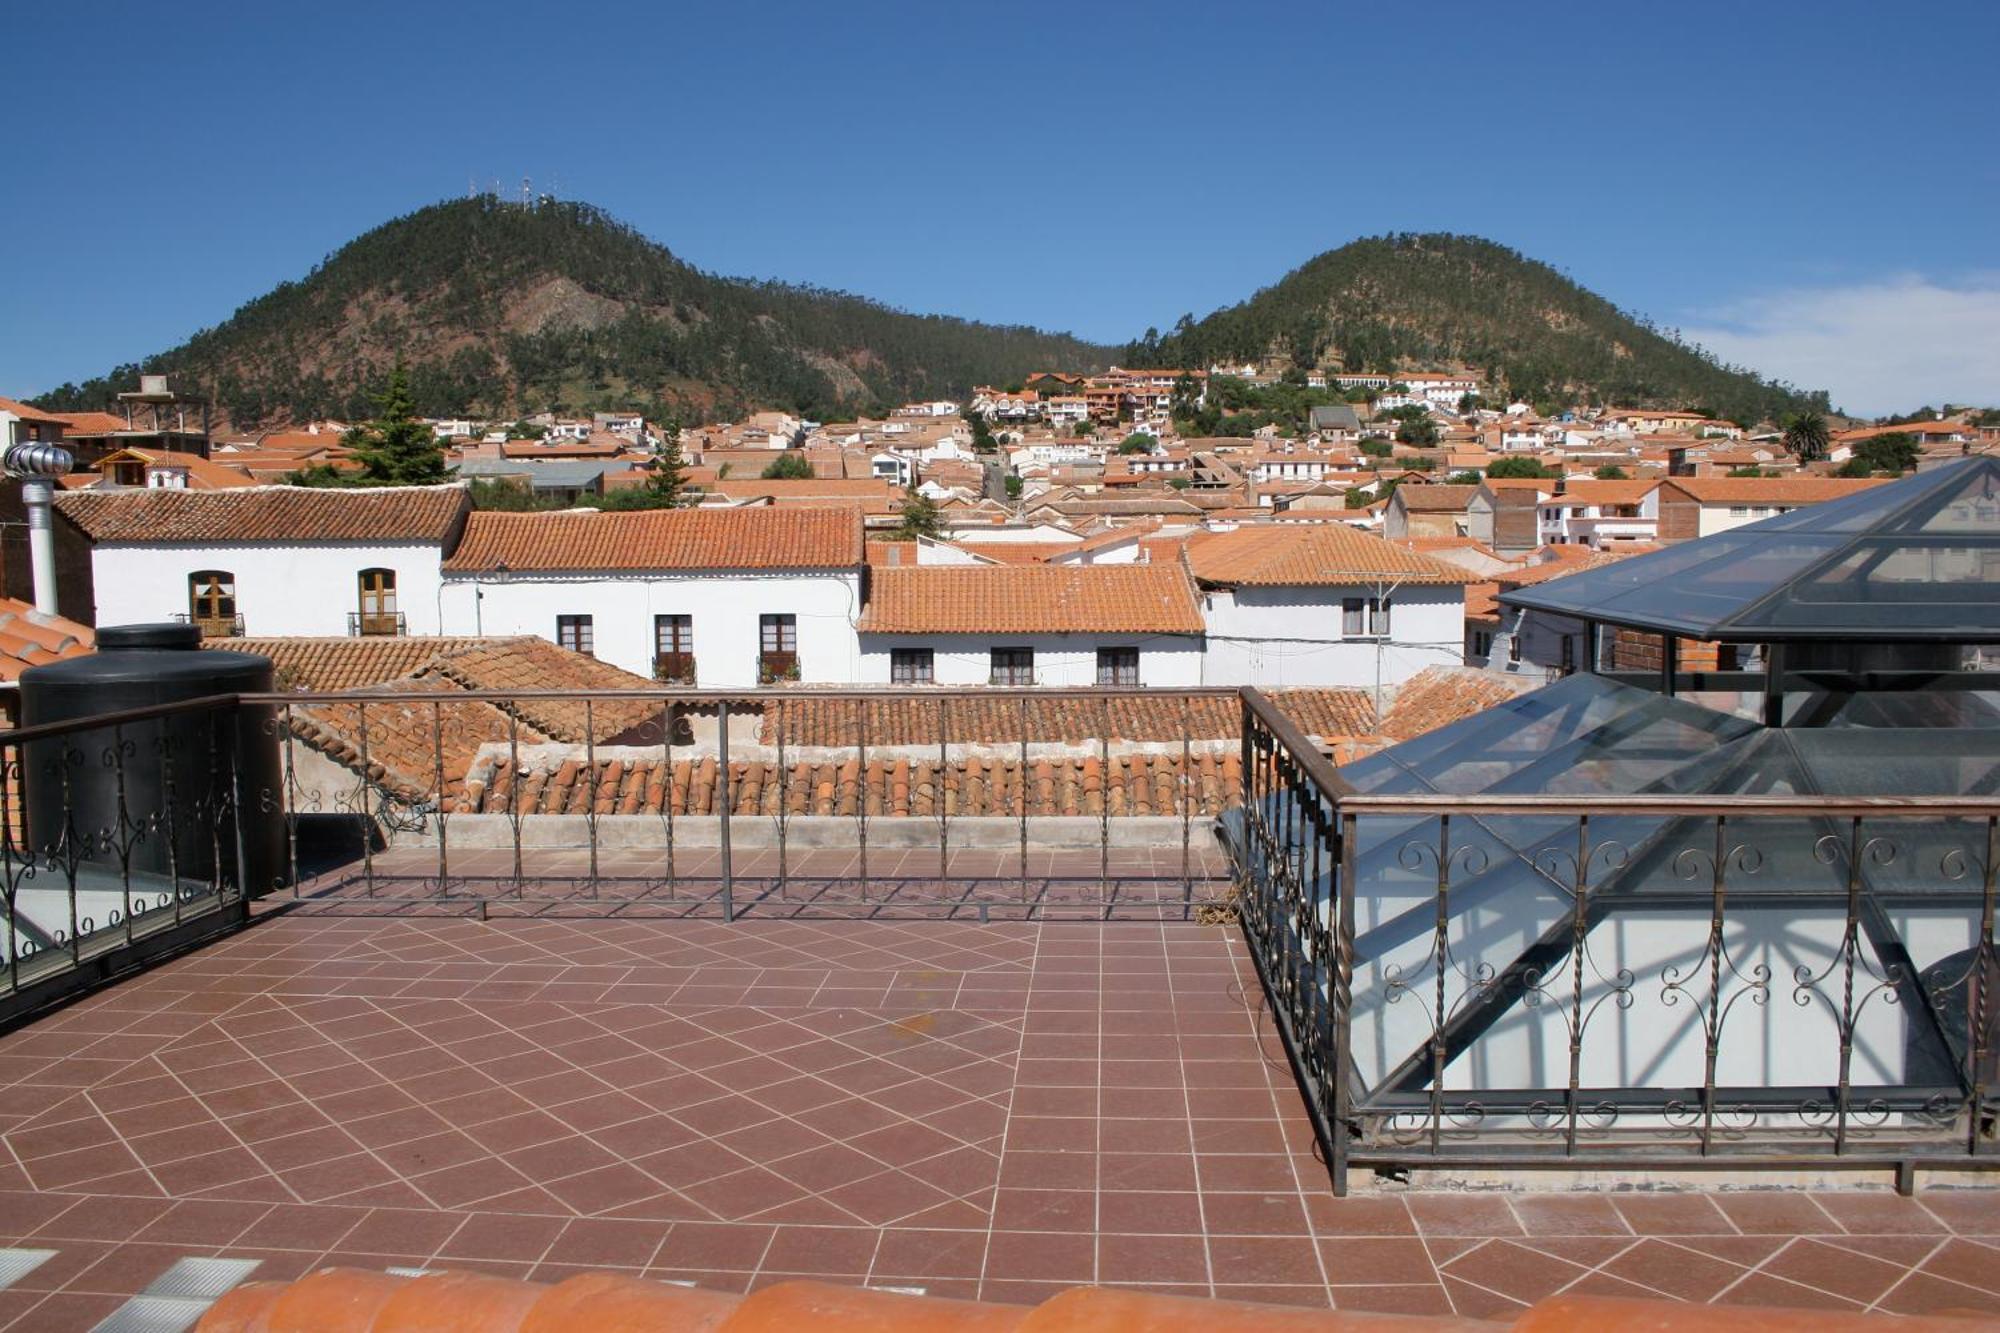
[18,623,284,896]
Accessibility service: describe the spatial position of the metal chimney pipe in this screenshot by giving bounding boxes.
[5,443,75,616]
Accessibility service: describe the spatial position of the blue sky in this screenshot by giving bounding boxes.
[5,0,1996,415]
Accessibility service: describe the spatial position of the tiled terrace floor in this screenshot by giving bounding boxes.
[2,909,1999,1327]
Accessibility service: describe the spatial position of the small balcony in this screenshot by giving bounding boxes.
[653,650,697,684]
[347,610,407,637]
[758,650,800,684]
[174,611,244,638]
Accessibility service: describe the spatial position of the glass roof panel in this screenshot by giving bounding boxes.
[1501,457,2000,640]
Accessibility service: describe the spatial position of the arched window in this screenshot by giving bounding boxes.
[355,568,400,636]
[188,571,239,638]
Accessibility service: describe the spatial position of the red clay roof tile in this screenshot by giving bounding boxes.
[55,483,470,543]
[859,565,1204,635]
[443,506,864,573]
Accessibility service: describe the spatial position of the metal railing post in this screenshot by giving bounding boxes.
[717,702,735,923]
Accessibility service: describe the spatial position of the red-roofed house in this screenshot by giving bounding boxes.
[438,506,867,685]
[856,564,1205,686]
[1184,524,1474,689]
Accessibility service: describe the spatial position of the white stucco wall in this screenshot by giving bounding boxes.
[86,541,450,636]
[439,570,864,684]
[1200,584,1465,688]
[855,633,1204,687]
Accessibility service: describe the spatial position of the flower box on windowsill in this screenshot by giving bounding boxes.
[654,652,697,685]
[758,651,801,685]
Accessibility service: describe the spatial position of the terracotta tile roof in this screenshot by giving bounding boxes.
[213,636,520,691]
[1662,476,1888,505]
[758,689,1374,746]
[1392,483,1481,512]
[91,447,257,490]
[54,483,470,543]
[442,506,863,573]
[418,636,666,743]
[1496,546,1638,589]
[859,564,1204,634]
[1185,524,1475,587]
[1550,479,1657,505]
[711,478,904,515]
[0,397,69,425]
[459,746,1246,819]
[288,676,549,805]
[50,409,128,435]
[0,598,93,684]
[1381,666,1526,740]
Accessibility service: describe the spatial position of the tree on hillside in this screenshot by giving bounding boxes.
[1447,471,1482,484]
[894,493,945,540]
[1594,464,1629,479]
[346,365,447,484]
[1782,411,1831,463]
[1119,432,1157,455]
[761,452,813,480]
[1729,466,1769,478]
[1486,456,1554,479]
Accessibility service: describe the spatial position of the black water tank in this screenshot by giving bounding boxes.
[19,623,284,897]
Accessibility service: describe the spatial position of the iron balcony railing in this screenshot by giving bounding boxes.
[1234,688,2000,1195]
[348,610,407,637]
[173,612,245,638]
[0,694,260,1028]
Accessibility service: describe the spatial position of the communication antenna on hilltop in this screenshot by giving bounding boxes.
[466,173,476,200]
[549,172,559,202]
[521,175,532,207]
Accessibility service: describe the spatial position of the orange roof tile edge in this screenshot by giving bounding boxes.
[195,1271,1995,1332]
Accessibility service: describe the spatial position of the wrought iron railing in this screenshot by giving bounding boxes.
[254,685,1242,922]
[174,612,245,638]
[653,651,696,684]
[1235,688,2000,1194]
[0,694,259,1028]
[348,610,407,637]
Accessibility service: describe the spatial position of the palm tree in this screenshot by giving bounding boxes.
[1782,411,1830,463]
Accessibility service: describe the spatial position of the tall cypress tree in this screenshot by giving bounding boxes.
[345,365,447,484]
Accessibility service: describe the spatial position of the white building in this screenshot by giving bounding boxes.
[1536,479,1660,548]
[1186,524,1471,690]
[55,484,471,639]
[437,506,866,685]
[855,564,1205,687]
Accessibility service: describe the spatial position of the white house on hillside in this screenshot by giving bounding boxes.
[437,506,866,685]
[55,484,471,639]
[855,564,1205,687]
[1186,523,1471,689]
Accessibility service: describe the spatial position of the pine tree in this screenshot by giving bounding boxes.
[648,418,688,504]
[345,365,447,484]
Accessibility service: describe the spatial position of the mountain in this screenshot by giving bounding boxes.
[1125,233,1827,424]
[34,208,1825,430]
[32,198,1113,429]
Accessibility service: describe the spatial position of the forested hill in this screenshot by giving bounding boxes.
[1125,233,1827,423]
[33,198,1113,428]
